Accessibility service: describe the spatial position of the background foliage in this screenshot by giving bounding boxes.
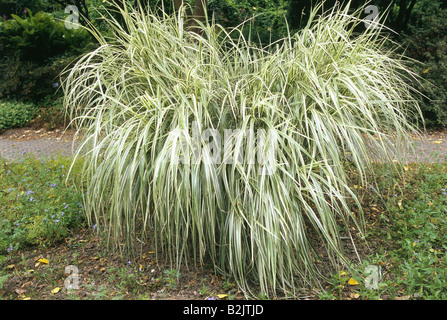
[0,8,92,107]
[0,0,445,129]
[400,3,447,128]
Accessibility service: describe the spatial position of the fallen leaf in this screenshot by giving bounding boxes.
[217,294,228,299]
[51,287,61,294]
[432,140,443,144]
[15,288,27,296]
[348,278,359,286]
[398,200,403,209]
[22,297,31,300]
[38,258,49,264]
[7,264,15,269]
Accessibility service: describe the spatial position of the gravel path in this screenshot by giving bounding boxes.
[406,130,447,163]
[0,128,82,160]
[1,127,446,163]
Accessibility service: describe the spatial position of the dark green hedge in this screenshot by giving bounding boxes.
[402,7,447,129]
[0,10,92,102]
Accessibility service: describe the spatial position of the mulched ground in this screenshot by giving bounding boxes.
[1,222,368,301]
[1,229,251,300]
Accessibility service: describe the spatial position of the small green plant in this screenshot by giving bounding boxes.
[199,283,209,296]
[163,268,180,290]
[0,274,9,290]
[222,279,236,291]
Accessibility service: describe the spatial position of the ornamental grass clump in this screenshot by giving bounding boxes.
[63,2,422,297]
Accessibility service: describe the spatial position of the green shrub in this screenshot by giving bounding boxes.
[0,54,74,102]
[63,3,421,297]
[31,96,66,129]
[0,10,89,61]
[402,7,447,129]
[0,100,38,132]
[0,10,92,101]
[0,0,52,18]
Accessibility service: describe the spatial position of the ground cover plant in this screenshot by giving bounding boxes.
[0,155,85,257]
[318,162,447,300]
[62,1,423,298]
